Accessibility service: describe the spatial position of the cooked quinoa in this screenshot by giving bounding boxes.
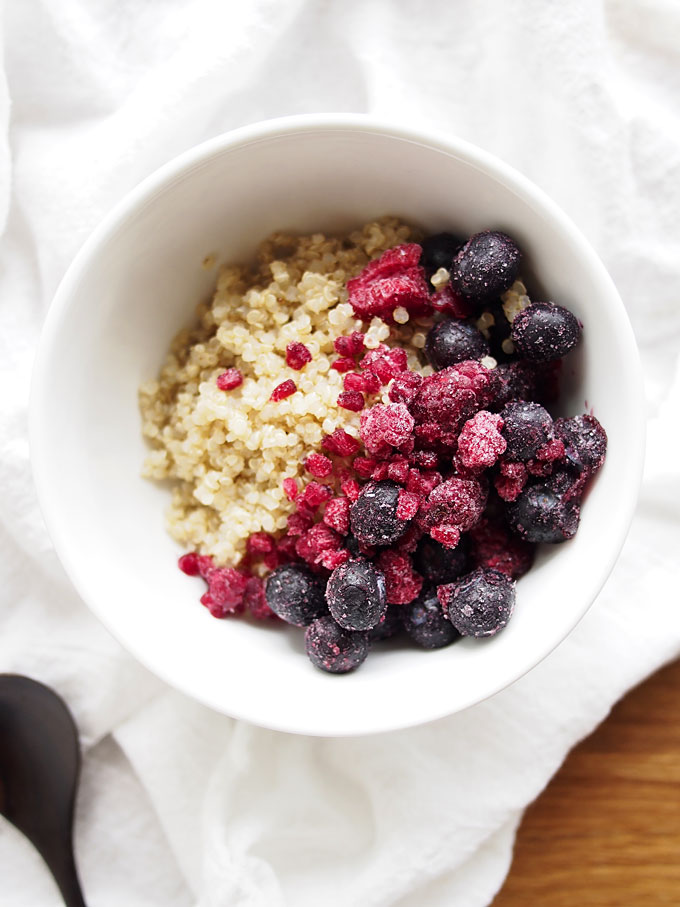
[139,217,431,566]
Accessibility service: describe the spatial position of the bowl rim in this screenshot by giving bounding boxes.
[29,113,646,736]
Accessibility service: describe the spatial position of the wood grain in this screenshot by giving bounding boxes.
[493,658,680,906]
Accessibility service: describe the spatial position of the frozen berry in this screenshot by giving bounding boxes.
[368,605,404,642]
[492,360,538,409]
[420,232,465,276]
[439,568,515,637]
[331,357,356,373]
[506,483,580,543]
[270,379,297,401]
[419,476,488,536]
[178,552,201,576]
[323,496,351,535]
[216,368,243,391]
[411,361,499,441]
[470,518,534,579]
[326,558,387,630]
[450,231,521,305]
[264,564,327,626]
[350,480,412,547]
[206,567,248,616]
[501,402,554,461]
[285,342,312,370]
[322,428,361,457]
[511,302,581,362]
[414,534,470,585]
[305,616,369,674]
[430,283,475,318]
[403,589,460,648]
[388,371,424,405]
[424,319,489,370]
[338,390,365,412]
[305,452,333,478]
[347,243,431,320]
[243,576,278,621]
[554,414,607,473]
[456,410,507,471]
[360,403,414,456]
[377,550,423,604]
[334,331,365,357]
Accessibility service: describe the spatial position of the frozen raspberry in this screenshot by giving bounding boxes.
[387,459,410,485]
[439,567,516,637]
[334,331,365,357]
[195,555,216,579]
[282,477,298,501]
[389,371,424,405]
[243,576,278,621]
[337,390,365,412]
[501,402,554,461]
[246,532,275,556]
[371,462,389,481]
[410,361,499,441]
[424,320,489,370]
[414,534,470,585]
[368,605,403,642]
[216,368,243,391]
[286,511,314,537]
[264,564,327,626]
[430,283,475,318]
[450,231,522,305]
[360,347,408,384]
[305,616,369,674]
[494,460,528,502]
[430,524,462,548]
[276,535,298,563]
[360,403,415,456]
[340,477,361,502]
[409,449,440,470]
[405,468,442,497]
[347,243,432,320]
[397,489,420,520]
[270,379,296,401]
[546,465,589,503]
[470,518,534,579]
[305,452,333,478]
[420,231,465,276]
[299,481,332,511]
[318,548,351,570]
[326,557,387,630]
[554,414,607,474]
[323,496,351,535]
[343,371,381,394]
[353,456,378,478]
[331,357,356,373]
[350,480,413,547]
[377,550,423,605]
[295,522,342,565]
[206,567,249,617]
[419,476,488,535]
[512,302,582,362]
[178,552,201,576]
[506,483,580,543]
[457,410,507,471]
[322,429,361,457]
[285,342,312,370]
[392,521,424,555]
[402,589,460,649]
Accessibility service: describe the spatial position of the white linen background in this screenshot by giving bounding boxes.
[1,0,679,904]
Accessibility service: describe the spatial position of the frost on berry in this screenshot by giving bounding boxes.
[216,368,244,391]
[305,452,333,478]
[322,428,361,457]
[430,283,475,319]
[347,244,432,320]
[359,403,415,456]
[270,379,296,401]
[323,496,351,535]
[494,460,528,502]
[334,331,365,357]
[410,361,499,446]
[388,370,423,405]
[397,489,420,521]
[244,576,279,620]
[377,550,423,605]
[295,522,343,566]
[419,476,488,541]
[470,518,534,579]
[338,390,365,411]
[205,567,249,616]
[456,410,507,471]
[285,342,312,370]
[360,346,408,384]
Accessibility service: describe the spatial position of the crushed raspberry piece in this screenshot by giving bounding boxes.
[494,460,528,502]
[246,532,276,556]
[299,481,333,511]
[286,342,312,370]
[216,368,243,391]
[535,437,566,462]
[430,524,461,549]
[353,456,378,478]
[371,462,390,481]
[419,476,488,536]
[270,379,297,401]
[276,535,298,562]
[338,390,365,412]
[286,511,314,537]
[334,332,366,357]
[340,477,361,501]
[262,549,280,570]
[295,523,343,566]
[323,496,351,535]
[387,459,410,484]
[377,550,423,604]
[318,548,351,570]
[457,410,507,471]
[348,245,432,320]
[360,403,415,456]
[470,519,534,579]
[389,371,424,405]
[344,371,382,394]
[200,592,220,617]
[206,567,249,616]
[305,452,333,478]
[361,347,408,384]
[322,428,361,457]
[411,361,499,444]
[397,489,420,521]
[406,468,442,497]
[178,552,201,576]
[196,555,215,579]
[392,521,424,554]
[243,576,278,620]
[409,450,439,470]
[430,284,474,318]
[331,357,356,373]
[282,477,298,501]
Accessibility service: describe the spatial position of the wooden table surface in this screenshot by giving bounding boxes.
[493,657,680,906]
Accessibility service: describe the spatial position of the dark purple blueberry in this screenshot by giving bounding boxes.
[305,616,369,674]
[554,414,607,473]
[344,533,362,558]
[492,360,538,409]
[349,480,411,547]
[484,300,513,362]
[511,302,581,362]
[450,231,521,305]
[439,567,515,637]
[419,232,465,277]
[264,564,326,626]
[368,605,403,642]
[414,534,470,585]
[501,401,554,461]
[506,483,580,543]
[326,558,387,631]
[424,319,489,370]
[402,589,460,648]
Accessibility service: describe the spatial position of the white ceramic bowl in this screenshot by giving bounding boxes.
[30,115,644,736]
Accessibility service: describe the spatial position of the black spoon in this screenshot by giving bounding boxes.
[0,674,87,907]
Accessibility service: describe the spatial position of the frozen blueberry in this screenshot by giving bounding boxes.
[554,414,607,473]
[264,564,327,626]
[424,319,489,370]
[326,558,387,631]
[511,302,581,362]
[414,534,470,585]
[402,589,460,649]
[350,480,411,547]
[501,401,554,461]
[506,483,580,543]
[420,232,465,276]
[483,300,513,362]
[368,605,404,642]
[450,231,522,305]
[439,567,515,637]
[305,616,369,674]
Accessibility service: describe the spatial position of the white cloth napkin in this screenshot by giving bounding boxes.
[2,1,679,904]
